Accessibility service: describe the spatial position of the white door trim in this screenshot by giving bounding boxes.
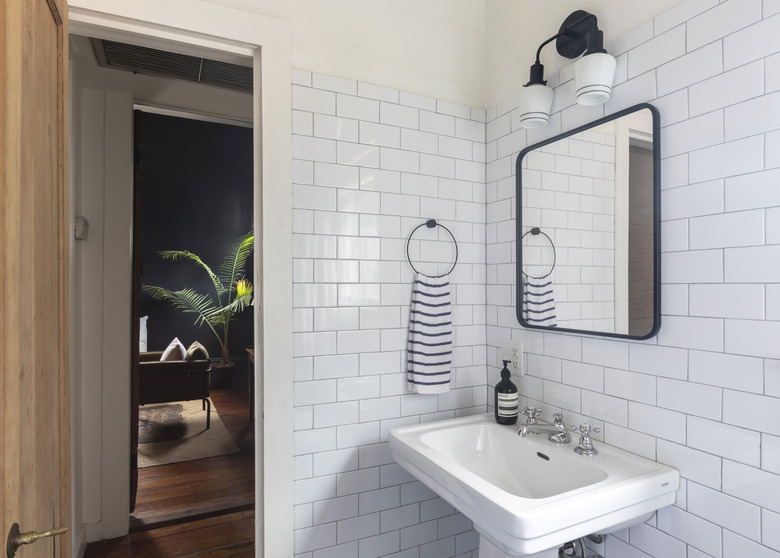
[68,2,293,555]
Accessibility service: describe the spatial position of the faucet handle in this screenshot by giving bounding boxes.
[571,423,600,435]
[552,413,565,425]
[522,406,541,424]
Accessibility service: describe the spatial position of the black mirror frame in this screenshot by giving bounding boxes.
[515,103,661,340]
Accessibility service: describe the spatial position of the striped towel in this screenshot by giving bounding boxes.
[522,277,557,327]
[407,274,452,394]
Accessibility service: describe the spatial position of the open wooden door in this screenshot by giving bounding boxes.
[0,0,71,556]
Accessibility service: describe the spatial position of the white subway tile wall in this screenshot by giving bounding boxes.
[293,74,486,557]
[485,2,780,558]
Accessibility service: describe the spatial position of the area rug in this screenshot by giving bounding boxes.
[138,398,239,468]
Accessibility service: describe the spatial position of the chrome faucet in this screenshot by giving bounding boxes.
[517,407,572,444]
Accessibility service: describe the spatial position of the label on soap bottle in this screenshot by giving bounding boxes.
[497,392,518,418]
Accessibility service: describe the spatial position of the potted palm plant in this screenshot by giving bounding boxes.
[142,230,254,388]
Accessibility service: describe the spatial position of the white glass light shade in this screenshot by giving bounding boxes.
[517,83,554,128]
[574,52,616,106]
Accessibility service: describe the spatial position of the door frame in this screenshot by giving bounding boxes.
[68,2,293,555]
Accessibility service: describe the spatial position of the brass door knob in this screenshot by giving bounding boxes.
[7,523,67,558]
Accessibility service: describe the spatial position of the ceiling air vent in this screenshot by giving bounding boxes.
[91,39,253,94]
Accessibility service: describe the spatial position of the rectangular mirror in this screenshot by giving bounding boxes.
[516,103,660,339]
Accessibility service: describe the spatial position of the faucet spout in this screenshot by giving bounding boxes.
[517,413,571,444]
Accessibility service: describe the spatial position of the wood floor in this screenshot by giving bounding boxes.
[84,375,255,557]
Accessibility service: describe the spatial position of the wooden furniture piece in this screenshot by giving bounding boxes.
[139,352,212,429]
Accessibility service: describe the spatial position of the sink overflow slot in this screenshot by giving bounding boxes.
[536,452,550,461]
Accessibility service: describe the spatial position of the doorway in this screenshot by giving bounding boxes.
[68,4,294,554]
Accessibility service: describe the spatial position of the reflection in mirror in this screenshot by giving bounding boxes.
[516,103,660,339]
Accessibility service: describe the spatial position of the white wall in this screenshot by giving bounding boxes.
[291,72,487,557]
[487,1,780,557]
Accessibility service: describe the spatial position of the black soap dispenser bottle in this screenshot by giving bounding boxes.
[495,359,518,425]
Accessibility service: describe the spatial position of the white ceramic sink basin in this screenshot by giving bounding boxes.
[389,413,679,557]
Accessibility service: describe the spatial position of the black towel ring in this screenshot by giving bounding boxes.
[406,219,458,277]
[521,227,556,280]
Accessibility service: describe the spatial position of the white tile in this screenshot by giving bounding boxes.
[337,422,380,449]
[726,318,780,358]
[358,531,400,558]
[439,135,473,161]
[763,434,780,475]
[726,169,780,212]
[581,390,629,426]
[605,368,656,404]
[420,153,456,178]
[687,0,762,52]
[313,260,360,284]
[662,284,689,316]
[294,135,337,163]
[582,338,629,369]
[769,207,780,245]
[400,129,438,155]
[723,388,780,436]
[313,353,359,379]
[294,523,337,553]
[690,284,765,319]
[358,82,398,103]
[603,423,656,459]
[725,90,780,141]
[293,85,336,115]
[689,350,765,393]
[381,102,419,129]
[358,486,400,515]
[293,184,337,212]
[294,427,337,457]
[628,523,686,558]
[455,160,485,183]
[656,503,722,557]
[656,315,724,351]
[628,401,687,443]
[337,141,380,168]
[661,111,723,159]
[380,192,420,217]
[627,24,686,79]
[313,447,359,477]
[313,114,359,142]
[725,245,780,282]
[657,377,722,420]
[313,402,359,429]
[293,110,313,136]
[690,209,764,249]
[293,160,314,185]
[724,13,780,70]
[420,110,455,136]
[768,52,780,93]
[313,211,360,236]
[665,242,719,282]
[380,148,420,173]
[653,89,689,126]
[607,20,654,55]
[294,284,338,308]
[314,162,359,189]
[629,344,687,379]
[313,73,357,95]
[337,467,379,496]
[688,416,761,466]
[764,510,780,553]
[723,460,780,514]
[360,397,400,422]
[654,0,718,35]
[337,513,379,544]
[689,60,764,118]
[657,41,723,97]
[399,91,436,111]
[723,530,780,558]
[688,482,761,541]
[381,503,420,533]
[338,236,380,260]
[337,189,381,214]
[337,376,381,402]
[359,121,400,148]
[561,361,603,391]
[359,442,394,467]
[456,117,486,142]
[660,153,688,190]
[663,181,724,221]
[337,329,380,354]
[337,93,379,122]
[292,69,312,86]
[293,234,337,259]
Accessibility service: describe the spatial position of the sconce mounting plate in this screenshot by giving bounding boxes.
[555,10,593,59]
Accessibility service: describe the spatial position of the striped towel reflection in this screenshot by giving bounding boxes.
[522,277,558,327]
[407,274,452,394]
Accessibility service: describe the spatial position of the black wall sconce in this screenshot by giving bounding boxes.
[518,10,616,128]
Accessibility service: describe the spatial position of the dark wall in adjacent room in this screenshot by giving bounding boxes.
[139,111,254,368]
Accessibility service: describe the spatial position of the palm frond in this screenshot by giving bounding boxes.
[158,250,226,296]
[142,285,220,332]
[217,231,254,296]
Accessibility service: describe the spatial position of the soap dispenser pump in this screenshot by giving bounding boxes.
[495,359,518,425]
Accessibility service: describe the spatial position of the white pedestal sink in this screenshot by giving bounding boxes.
[389,413,679,557]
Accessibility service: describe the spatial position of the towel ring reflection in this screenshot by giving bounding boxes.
[406,219,458,277]
[521,227,556,280]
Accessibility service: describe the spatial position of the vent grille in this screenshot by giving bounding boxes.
[92,39,253,93]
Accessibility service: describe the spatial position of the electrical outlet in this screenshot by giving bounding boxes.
[499,339,524,375]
